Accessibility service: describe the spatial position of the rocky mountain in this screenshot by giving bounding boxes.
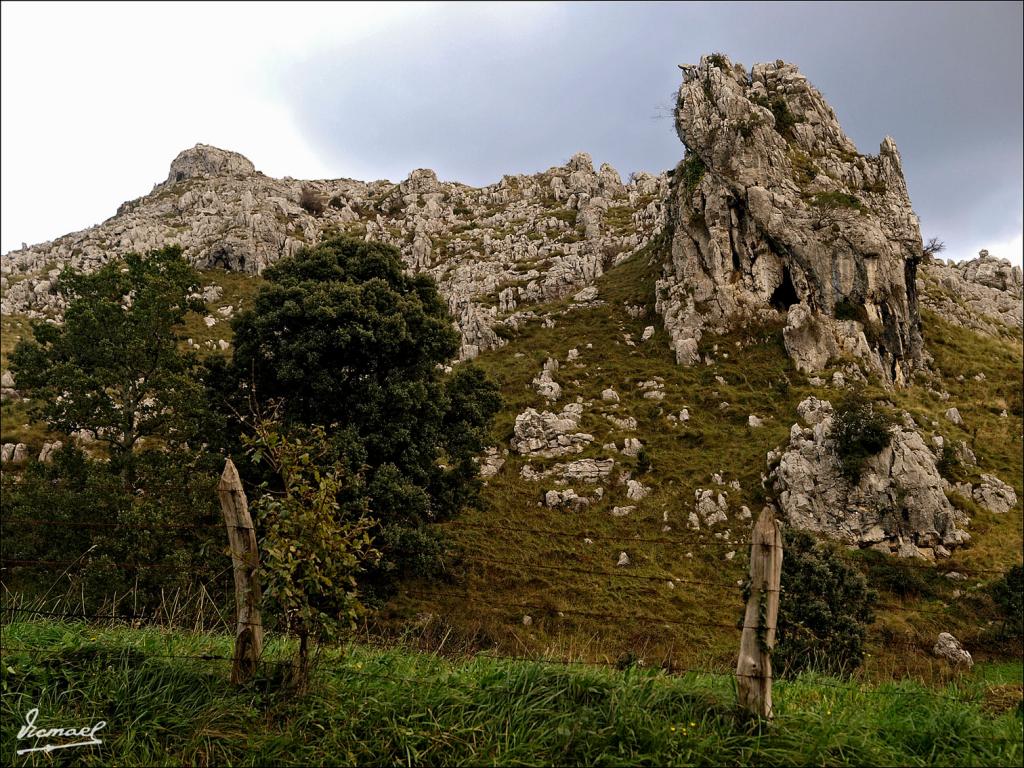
[1,145,667,361]
[1,55,1021,569]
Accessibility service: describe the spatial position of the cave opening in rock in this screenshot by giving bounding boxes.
[770,267,799,310]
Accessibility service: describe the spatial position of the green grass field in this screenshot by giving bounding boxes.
[1,620,1020,767]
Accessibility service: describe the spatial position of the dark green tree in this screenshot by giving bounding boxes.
[773,529,876,677]
[225,236,501,591]
[990,564,1024,638]
[0,446,224,612]
[9,246,207,474]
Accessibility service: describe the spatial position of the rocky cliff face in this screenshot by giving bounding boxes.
[767,398,971,558]
[919,250,1023,336]
[2,59,1019,372]
[0,144,667,360]
[657,55,925,384]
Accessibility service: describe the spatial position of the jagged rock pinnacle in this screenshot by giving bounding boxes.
[657,54,924,384]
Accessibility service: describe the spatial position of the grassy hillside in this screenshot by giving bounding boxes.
[2,244,1021,676]
[385,244,1024,670]
[1,620,1020,766]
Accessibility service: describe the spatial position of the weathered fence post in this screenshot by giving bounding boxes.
[218,458,263,684]
[736,505,783,718]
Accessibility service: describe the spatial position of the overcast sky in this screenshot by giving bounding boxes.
[2,1,1021,264]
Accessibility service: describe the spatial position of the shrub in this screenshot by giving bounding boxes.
[299,186,327,216]
[245,418,380,689]
[990,564,1024,638]
[774,529,876,678]
[737,116,763,139]
[768,96,799,138]
[830,393,895,482]
[810,191,863,211]
[856,549,936,599]
[789,149,817,185]
[679,152,706,196]
[0,446,224,613]
[635,448,651,475]
[936,448,967,484]
[706,52,730,71]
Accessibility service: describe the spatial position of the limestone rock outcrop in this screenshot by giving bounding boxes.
[920,250,1023,336]
[510,404,593,458]
[767,398,969,556]
[165,144,256,184]
[658,55,924,383]
[1,146,667,361]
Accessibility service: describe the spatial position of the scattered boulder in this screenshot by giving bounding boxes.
[626,479,650,501]
[796,396,833,426]
[532,358,562,402]
[972,474,1018,515]
[38,441,63,463]
[694,488,729,526]
[944,407,964,427]
[601,388,620,403]
[0,370,17,401]
[932,632,973,668]
[522,457,615,484]
[604,414,637,431]
[477,447,506,479]
[616,551,630,567]
[573,286,599,303]
[621,438,644,458]
[638,380,665,400]
[544,488,590,511]
[511,404,593,457]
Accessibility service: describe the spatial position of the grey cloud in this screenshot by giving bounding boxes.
[277,1,1021,261]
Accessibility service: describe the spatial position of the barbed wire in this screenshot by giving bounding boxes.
[2,517,226,531]
[4,514,1012,578]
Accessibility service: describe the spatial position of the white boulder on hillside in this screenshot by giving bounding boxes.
[767,398,970,556]
[972,474,1018,515]
[511,404,593,457]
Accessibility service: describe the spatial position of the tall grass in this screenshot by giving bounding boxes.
[1,620,1021,766]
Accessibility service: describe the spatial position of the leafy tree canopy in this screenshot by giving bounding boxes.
[10,246,207,473]
[226,237,501,589]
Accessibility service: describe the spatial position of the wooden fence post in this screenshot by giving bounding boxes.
[736,505,783,718]
[218,458,263,684]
